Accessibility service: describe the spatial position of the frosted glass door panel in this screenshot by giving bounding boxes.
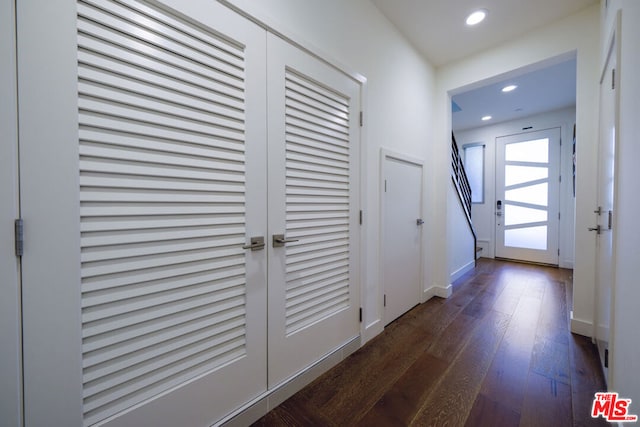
[505,183,549,207]
[505,165,548,186]
[505,226,548,250]
[504,205,547,226]
[495,129,560,265]
[505,138,549,163]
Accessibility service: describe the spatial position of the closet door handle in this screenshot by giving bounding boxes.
[242,236,265,251]
[273,234,299,247]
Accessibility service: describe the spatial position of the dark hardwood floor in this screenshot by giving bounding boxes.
[253,259,607,426]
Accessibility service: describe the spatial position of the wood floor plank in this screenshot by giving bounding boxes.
[356,353,448,426]
[480,295,543,413]
[570,334,609,427]
[410,310,511,426]
[427,313,479,362]
[465,393,521,427]
[519,372,572,427]
[536,279,570,345]
[251,260,606,427]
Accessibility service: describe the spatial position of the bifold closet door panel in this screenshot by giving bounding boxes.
[20,1,268,426]
[266,33,361,388]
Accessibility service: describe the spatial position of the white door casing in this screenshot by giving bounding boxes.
[266,33,361,388]
[0,0,22,425]
[381,151,423,325]
[593,12,620,383]
[495,128,561,265]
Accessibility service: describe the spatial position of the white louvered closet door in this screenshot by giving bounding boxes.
[23,1,268,426]
[266,34,361,387]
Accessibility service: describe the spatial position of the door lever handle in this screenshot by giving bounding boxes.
[242,236,265,251]
[588,225,602,234]
[416,219,424,226]
[273,234,299,247]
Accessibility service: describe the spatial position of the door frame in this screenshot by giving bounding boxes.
[1,0,23,424]
[593,9,621,387]
[494,127,561,265]
[379,149,424,325]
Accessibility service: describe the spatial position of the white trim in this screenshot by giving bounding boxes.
[424,284,453,300]
[570,311,594,338]
[217,336,361,426]
[450,260,475,283]
[217,0,366,86]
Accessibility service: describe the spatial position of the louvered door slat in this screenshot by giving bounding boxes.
[77,1,259,425]
[283,68,352,336]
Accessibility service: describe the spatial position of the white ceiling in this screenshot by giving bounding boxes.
[370,0,591,132]
[370,0,598,67]
[452,57,577,131]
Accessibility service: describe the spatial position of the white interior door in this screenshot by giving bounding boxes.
[19,1,268,425]
[593,23,619,381]
[381,152,423,325]
[0,0,22,424]
[266,33,361,387]
[495,128,561,265]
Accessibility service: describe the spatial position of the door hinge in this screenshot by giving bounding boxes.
[559,175,562,183]
[359,210,363,225]
[558,212,561,220]
[359,111,363,127]
[612,69,616,90]
[359,307,363,323]
[558,249,560,256]
[383,294,386,307]
[604,348,609,368]
[15,218,24,257]
[384,179,387,192]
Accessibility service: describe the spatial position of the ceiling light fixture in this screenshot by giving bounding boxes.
[481,115,492,121]
[502,85,518,93]
[466,9,487,26]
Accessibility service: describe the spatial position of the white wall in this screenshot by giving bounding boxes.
[600,0,640,405]
[448,181,475,283]
[434,4,600,337]
[221,0,437,342]
[455,107,577,268]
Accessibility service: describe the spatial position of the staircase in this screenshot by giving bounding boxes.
[451,133,478,263]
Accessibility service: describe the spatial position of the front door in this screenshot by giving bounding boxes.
[495,128,561,265]
[593,19,619,381]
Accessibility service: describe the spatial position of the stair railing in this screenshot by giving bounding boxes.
[451,133,477,264]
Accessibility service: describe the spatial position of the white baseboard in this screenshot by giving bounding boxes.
[570,311,593,337]
[424,284,452,301]
[218,336,361,426]
[362,318,383,345]
[450,260,475,283]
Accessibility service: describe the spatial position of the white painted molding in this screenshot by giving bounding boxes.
[218,336,361,426]
[450,260,475,283]
[362,319,383,345]
[424,284,453,300]
[570,311,593,338]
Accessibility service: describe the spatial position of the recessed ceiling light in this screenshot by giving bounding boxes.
[481,115,492,121]
[466,9,487,26]
[502,85,518,93]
